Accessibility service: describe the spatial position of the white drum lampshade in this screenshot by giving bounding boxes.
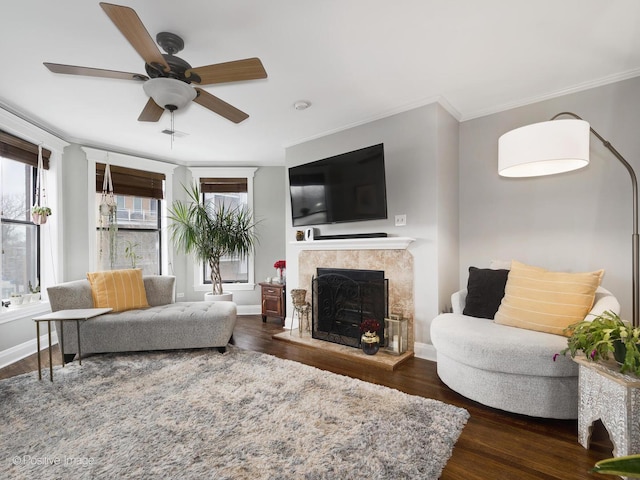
[498,119,590,177]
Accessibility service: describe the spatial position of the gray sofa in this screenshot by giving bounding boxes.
[430,286,620,419]
[47,275,237,361]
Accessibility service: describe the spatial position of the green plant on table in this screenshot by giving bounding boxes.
[559,310,640,376]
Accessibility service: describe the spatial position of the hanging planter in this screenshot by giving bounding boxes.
[98,161,118,269]
[31,145,51,225]
[31,206,52,225]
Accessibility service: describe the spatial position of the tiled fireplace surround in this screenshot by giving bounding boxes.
[296,239,415,354]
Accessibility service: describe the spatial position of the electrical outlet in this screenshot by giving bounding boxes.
[177,292,185,298]
[395,214,407,226]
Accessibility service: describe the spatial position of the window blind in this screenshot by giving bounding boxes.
[200,177,247,193]
[96,163,165,199]
[0,130,51,169]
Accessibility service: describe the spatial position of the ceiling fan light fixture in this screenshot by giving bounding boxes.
[143,77,196,111]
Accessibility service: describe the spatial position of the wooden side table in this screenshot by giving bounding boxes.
[260,282,285,325]
[33,308,112,382]
[574,356,640,457]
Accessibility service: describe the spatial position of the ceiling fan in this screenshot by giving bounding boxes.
[44,2,267,124]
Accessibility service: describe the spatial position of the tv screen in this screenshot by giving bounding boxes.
[289,143,387,227]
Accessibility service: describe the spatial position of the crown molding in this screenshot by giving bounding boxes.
[461,68,640,121]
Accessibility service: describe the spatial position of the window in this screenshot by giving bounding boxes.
[201,178,249,284]
[0,131,51,300]
[95,164,164,274]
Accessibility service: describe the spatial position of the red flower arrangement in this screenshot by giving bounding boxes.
[274,260,286,281]
[360,318,381,333]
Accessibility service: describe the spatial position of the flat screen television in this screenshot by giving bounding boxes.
[289,143,387,227]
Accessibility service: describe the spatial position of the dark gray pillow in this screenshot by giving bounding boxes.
[463,267,509,319]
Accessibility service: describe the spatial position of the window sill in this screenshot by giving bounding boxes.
[0,302,51,325]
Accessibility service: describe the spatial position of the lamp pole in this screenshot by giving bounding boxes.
[551,112,639,327]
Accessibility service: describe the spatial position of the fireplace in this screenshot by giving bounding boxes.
[312,268,388,348]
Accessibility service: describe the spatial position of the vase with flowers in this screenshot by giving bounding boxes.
[274,260,286,283]
[360,318,381,355]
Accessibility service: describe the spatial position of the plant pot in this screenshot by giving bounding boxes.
[31,213,48,225]
[204,292,233,302]
[361,331,380,355]
[10,295,24,306]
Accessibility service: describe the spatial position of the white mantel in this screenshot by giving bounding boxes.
[289,237,414,251]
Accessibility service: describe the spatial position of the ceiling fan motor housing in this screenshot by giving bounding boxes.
[144,32,201,84]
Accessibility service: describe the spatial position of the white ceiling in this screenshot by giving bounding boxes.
[2,0,640,166]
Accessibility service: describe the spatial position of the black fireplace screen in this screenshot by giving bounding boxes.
[312,268,388,348]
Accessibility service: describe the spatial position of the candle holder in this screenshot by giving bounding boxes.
[385,315,408,355]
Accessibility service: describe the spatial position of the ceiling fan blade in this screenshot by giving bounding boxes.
[44,62,148,81]
[99,2,169,71]
[186,58,267,85]
[138,98,164,122]
[193,88,249,123]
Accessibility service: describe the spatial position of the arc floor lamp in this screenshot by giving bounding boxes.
[498,112,639,327]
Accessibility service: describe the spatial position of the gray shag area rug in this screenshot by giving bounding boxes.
[1,347,469,479]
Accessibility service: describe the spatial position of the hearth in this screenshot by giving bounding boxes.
[312,268,388,348]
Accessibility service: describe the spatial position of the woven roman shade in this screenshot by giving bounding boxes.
[200,177,247,193]
[0,130,51,169]
[96,163,165,199]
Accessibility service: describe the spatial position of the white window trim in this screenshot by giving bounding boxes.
[188,167,257,292]
[0,107,68,307]
[83,147,178,274]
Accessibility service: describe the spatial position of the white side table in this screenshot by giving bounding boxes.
[33,308,112,382]
[575,356,640,457]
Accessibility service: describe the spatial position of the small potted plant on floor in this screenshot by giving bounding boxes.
[558,310,640,376]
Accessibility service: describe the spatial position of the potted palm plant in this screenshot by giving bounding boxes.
[168,183,258,301]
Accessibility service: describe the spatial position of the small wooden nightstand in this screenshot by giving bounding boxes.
[260,282,286,325]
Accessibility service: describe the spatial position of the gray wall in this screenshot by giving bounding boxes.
[253,166,287,290]
[60,144,90,281]
[460,76,640,321]
[285,103,459,347]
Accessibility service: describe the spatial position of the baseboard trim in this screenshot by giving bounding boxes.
[414,342,437,362]
[0,330,59,370]
[237,304,261,316]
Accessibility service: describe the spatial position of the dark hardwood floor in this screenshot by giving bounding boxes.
[1,315,614,479]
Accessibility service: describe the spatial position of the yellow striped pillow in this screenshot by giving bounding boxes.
[87,269,150,313]
[493,260,604,336]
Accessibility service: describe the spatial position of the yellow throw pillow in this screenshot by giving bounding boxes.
[87,269,150,313]
[494,260,604,336]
